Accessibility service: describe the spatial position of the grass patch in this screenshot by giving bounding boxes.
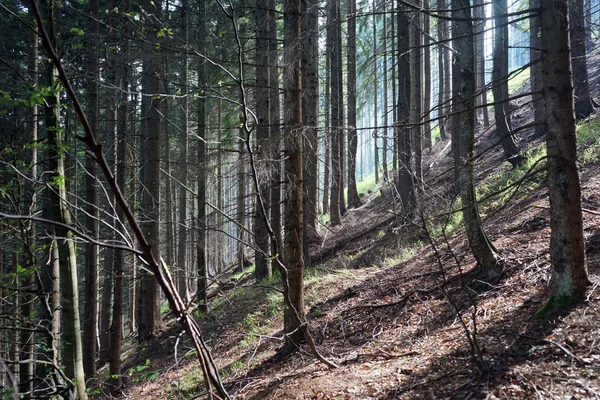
[508,67,530,94]
[577,116,600,165]
[477,146,547,216]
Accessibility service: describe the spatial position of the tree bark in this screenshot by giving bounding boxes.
[137,0,163,340]
[455,0,502,279]
[328,0,342,226]
[540,0,589,309]
[347,0,362,208]
[530,0,545,138]
[570,0,596,118]
[492,0,524,168]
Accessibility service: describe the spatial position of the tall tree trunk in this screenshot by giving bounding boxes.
[396,1,415,211]
[347,0,362,208]
[570,0,596,118]
[282,0,305,352]
[177,0,190,301]
[322,49,331,215]
[437,0,448,141]
[137,0,163,340]
[373,1,380,185]
[19,15,38,396]
[422,0,432,149]
[492,0,524,167]
[268,0,283,259]
[254,0,272,281]
[302,0,321,256]
[455,0,501,279]
[328,0,342,226]
[530,0,545,138]
[540,0,589,310]
[83,0,99,378]
[43,30,88,398]
[196,0,208,314]
[410,0,423,186]
[391,4,398,172]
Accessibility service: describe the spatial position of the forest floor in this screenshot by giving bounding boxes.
[110,59,600,399]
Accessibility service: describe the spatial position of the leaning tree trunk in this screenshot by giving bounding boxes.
[455,0,502,279]
[539,0,589,312]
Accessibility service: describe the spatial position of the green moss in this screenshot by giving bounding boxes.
[533,294,582,319]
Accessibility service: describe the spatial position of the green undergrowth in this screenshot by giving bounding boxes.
[577,116,600,165]
[477,146,547,217]
[508,67,530,94]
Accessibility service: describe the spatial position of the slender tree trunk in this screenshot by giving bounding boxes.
[396,1,415,211]
[322,49,331,215]
[492,0,524,168]
[197,0,208,314]
[455,0,501,279]
[540,0,589,310]
[347,0,362,208]
[410,1,423,186]
[282,0,305,352]
[177,0,190,301]
[255,3,272,280]
[391,5,398,172]
[423,0,432,149]
[83,0,99,377]
[302,0,321,254]
[437,0,448,141]
[268,0,283,259]
[570,0,596,118]
[328,0,342,226]
[19,16,38,396]
[137,0,163,340]
[530,0,545,138]
[44,38,88,399]
[373,1,380,185]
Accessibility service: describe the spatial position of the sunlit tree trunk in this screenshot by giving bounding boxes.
[373,0,380,185]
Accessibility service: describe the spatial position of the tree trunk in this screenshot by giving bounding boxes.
[492,0,524,168]
[396,1,415,212]
[137,0,163,340]
[410,1,423,187]
[197,0,208,314]
[177,0,190,302]
[268,0,283,260]
[302,0,321,254]
[347,0,362,208]
[255,3,272,280]
[455,0,502,279]
[373,1,380,185]
[322,49,331,215]
[328,0,342,226]
[540,0,589,310]
[282,0,305,352]
[422,0,432,149]
[83,0,99,378]
[530,0,545,137]
[437,0,448,141]
[570,0,596,119]
[43,34,88,398]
